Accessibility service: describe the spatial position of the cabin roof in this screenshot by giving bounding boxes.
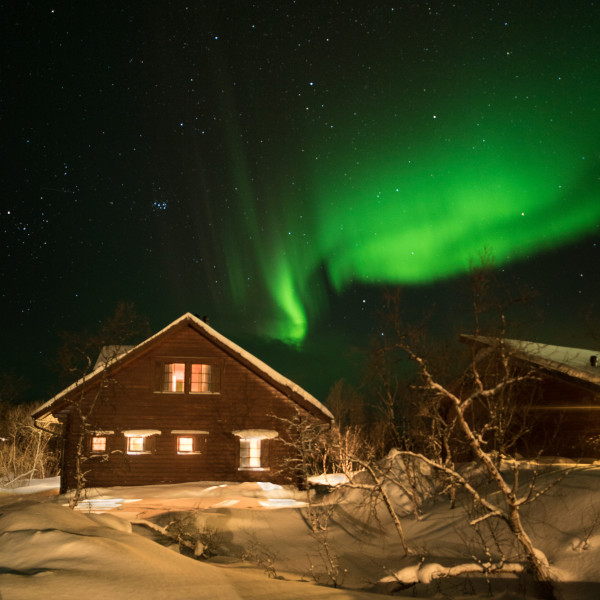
[460,334,600,392]
[32,313,334,421]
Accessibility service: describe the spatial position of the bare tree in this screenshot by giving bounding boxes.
[369,259,559,598]
[0,401,59,487]
[53,302,149,508]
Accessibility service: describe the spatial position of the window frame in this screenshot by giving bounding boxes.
[239,438,262,469]
[90,436,107,453]
[89,430,114,455]
[159,362,186,394]
[177,436,195,453]
[233,429,278,471]
[190,363,213,394]
[171,430,208,455]
[155,360,221,395]
[127,436,146,454]
[123,430,161,455]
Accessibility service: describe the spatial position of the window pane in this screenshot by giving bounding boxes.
[128,436,145,453]
[163,363,185,392]
[91,436,106,452]
[177,436,194,453]
[240,438,261,468]
[190,364,211,393]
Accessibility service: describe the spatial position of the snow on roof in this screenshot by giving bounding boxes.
[93,345,135,370]
[184,314,334,419]
[122,430,162,438]
[460,335,600,389]
[33,313,333,421]
[232,429,279,440]
[171,430,209,435]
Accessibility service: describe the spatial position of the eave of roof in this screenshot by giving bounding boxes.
[460,334,600,392]
[32,313,333,421]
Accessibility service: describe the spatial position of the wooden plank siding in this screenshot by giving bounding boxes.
[517,377,600,458]
[53,319,330,490]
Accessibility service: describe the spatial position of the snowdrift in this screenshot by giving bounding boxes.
[0,500,380,600]
[1,462,600,599]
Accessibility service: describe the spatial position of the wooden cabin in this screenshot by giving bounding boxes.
[460,335,600,459]
[32,313,333,492]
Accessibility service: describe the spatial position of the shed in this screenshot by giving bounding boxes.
[460,335,600,458]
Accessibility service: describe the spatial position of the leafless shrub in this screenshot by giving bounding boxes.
[0,402,59,487]
[241,538,281,579]
[572,503,600,551]
[305,503,347,588]
[135,513,224,559]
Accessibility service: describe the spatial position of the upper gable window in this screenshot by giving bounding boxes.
[162,362,186,393]
[156,361,220,394]
[190,363,213,393]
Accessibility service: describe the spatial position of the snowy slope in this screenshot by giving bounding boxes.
[1,465,600,599]
[0,500,381,600]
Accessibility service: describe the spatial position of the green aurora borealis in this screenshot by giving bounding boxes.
[5,2,600,401]
[222,68,600,343]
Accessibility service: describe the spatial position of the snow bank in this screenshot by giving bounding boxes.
[0,475,60,496]
[309,473,349,487]
[0,502,380,600]
[3,465,600,599]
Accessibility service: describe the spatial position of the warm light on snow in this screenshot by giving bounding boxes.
[2,466,600,599]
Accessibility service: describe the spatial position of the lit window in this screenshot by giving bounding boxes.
[191,364,212,393]
[91,436,106,453]
[128,436,146,453]
[172,430,207,455]
[233,430,276,470]
[163,363,185,392]
[177,436,194,453]
[240,438,262,468]
[124,430,160,454]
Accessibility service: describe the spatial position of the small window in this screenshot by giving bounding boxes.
[162,362,185,392]
[91,436,106,453]
[124,430,160,455]
[190,364,212,393]
[128,436,146,454]
[177,436,194,453]
[240,438,262,469]
[172,430,208,455]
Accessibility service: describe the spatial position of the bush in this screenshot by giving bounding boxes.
[0,402,60,487]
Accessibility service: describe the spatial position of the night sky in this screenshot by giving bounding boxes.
[3,2,600,403]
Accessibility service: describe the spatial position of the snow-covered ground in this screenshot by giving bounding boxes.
[1,463,600,599]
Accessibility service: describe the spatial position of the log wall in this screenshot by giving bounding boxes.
[59,322,328,489]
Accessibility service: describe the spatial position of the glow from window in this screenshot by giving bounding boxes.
[164,362,185,392]
[191,363,211,392]
[91,436,106,452]
[240,438,261,468]
[177,436,194,453]
[128,436,145,453]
